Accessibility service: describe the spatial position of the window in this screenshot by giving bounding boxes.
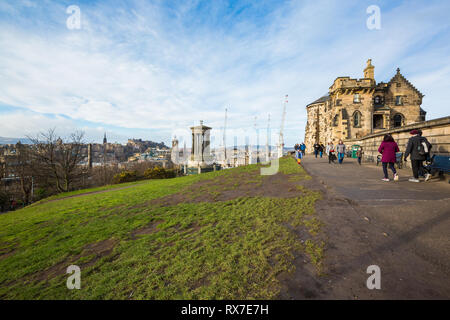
[374,95,381,105]
[373,115,384,129]
[353,111,362,127]
[395,96,402,105]
[342,108,349,120]
[393,114,403,127]
[353,94,360,103]
[420,108,426,122]
[333,114,339,126]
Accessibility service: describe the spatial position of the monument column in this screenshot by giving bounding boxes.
[188,120,212,170]
[191,132,195,161]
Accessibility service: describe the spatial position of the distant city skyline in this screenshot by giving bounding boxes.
[1,0,450,147]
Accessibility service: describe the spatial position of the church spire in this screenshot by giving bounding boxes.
[103,132,107,144]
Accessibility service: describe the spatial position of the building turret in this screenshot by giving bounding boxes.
[364,59,375,81]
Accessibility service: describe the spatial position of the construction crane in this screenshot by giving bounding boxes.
[278,95,288,158]
[254,115,260,163]
[223,108,228,166]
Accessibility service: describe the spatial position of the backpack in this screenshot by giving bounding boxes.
[417,138,429,156]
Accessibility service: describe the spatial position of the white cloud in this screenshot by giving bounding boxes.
[0,0,449,146]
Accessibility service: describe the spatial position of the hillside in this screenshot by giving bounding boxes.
[0,157,323,300]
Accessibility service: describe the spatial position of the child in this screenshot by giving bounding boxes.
[356,146,363,165]
[296,148,303,164]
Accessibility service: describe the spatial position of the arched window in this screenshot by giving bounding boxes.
[393,114,403,128]
[353,111,362,127]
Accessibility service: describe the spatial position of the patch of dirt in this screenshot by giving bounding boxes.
[0,249,16,261]
[150,171,309,208]
[83,238,117,257]
[29,238,118,284]
[131,220,165,239]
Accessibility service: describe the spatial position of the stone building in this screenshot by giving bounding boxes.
[304,59,426,151]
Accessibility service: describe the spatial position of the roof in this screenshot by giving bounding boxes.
[388,68,424,98]
[307,94,330,107]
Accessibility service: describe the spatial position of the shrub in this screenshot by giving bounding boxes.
[0,191,9,212]
[112,170,139,184]
[144,167,176,179]
[34,188,49,201]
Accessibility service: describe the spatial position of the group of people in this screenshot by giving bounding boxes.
[312,143,325,158]
[294,143,306,164]
[294,128,433,182]
[295,140,349,165]
[374,129,432,182]
[324,140,348,164]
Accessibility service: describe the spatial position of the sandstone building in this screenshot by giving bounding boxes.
[304,59,426,151]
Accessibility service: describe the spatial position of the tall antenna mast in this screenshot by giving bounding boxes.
[266,113,271,162]
[278,95,288,158]
[254,116,260,164]
[223,108,228,164]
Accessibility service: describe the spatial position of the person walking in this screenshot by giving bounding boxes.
[327,142,336,164]
[356,146,363,165]
[313,143,320,158]
[404,129,432,182]
[336,140,346,164]
[378,134,399,181]
[318,143,324,158]
[417,129,433,181]
[300,143,306,156]
[325,142,331,156]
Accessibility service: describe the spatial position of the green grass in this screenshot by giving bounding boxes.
[34,180,151,203]
[0,157,323,299]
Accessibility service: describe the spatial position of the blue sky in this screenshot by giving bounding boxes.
[1,0,449,147]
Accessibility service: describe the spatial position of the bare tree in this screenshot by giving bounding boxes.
[14,142,34,204]
[29,128,85,193]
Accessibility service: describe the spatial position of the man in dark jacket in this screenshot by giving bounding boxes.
[319,143,325,158]
[404,129,432,182]
[313,143,320,158]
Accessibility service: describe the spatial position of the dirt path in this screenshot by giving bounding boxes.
[281,155,450,299]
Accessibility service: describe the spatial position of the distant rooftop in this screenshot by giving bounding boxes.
[306,94,330,107]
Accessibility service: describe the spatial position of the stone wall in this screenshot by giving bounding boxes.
[345,116,450,167]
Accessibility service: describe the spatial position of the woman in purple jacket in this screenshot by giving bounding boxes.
[378,134,400,182]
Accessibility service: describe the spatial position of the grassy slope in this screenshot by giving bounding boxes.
[0,157,322,299]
